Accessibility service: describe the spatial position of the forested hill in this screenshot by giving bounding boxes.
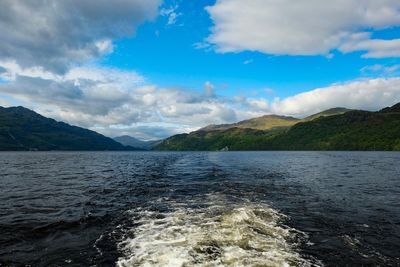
[155,103,400,151]
[0,106,136,151]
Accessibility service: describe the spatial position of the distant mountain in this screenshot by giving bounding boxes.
[198,108,352,132]
[154,104,400,151]
[303,107,353,121]
[200,115,300,132]
[114,135,161,150]
[0,106,137,151]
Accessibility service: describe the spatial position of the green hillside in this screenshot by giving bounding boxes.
[303,107,353,121]
[200,115,299,131]
[268,110,400,150]
[156,128,280,151]
[155,104,400,151]
[0,106,135,151]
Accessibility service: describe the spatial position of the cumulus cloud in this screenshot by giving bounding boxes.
[0,0,161,73]
[0,64,243,138]
[339,33,400,58]
[206,0,400,57]
[270,78,400,116]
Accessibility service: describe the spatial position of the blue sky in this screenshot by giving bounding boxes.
[103,0,399,98]
[0,0,400,139]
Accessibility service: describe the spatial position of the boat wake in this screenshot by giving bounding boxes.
[117,195,318,267]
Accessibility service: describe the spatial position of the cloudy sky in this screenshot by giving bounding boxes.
[0,0,400,140]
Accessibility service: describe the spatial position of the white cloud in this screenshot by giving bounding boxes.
[193,42,212,50]
[246,99,269,111]
[361,64,400,76]
[206,0,400,57]
[0,63,241,138]
[0,0,161,73]
[270,78,400,116]
[0,60,60,81]
[160,4,181,25]
[340,34,400,58]
[65,66,144,87]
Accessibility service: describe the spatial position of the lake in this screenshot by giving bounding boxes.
[0,152,399,266]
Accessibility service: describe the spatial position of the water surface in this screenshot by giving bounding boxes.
[0,152,399,266]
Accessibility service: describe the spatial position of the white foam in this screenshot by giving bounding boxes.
[117,196,318,267]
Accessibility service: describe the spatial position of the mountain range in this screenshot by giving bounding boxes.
[1,104,400,151]
[113,135,161,150]
[198,107,352,132]
[155,104,400,151]
[0,106,138,151]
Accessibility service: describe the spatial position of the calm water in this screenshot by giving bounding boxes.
[0,152,399,266]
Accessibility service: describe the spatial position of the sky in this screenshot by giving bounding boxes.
[0,0,400,140]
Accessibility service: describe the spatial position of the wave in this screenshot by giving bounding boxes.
[117,195,318,267]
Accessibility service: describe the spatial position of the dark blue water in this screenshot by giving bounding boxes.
[0,152,399,266]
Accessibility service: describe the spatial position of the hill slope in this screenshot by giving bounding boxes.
[199,108,351,132]
[0,106,134,151]
[156,128,276,151]
[303,107,353,121]
[267,109,400,150]
[200,115,299,132]
[155,104,400,151]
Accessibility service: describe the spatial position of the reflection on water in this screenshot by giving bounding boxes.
[0,151,399,266]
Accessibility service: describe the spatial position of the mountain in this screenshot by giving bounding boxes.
[154,104,400,151]
[303,107,353,121]
[0,106,137,151]
[114,135,161,150]
[200,115,300,132]
[198,108,352,132]
[267,109,400,150]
